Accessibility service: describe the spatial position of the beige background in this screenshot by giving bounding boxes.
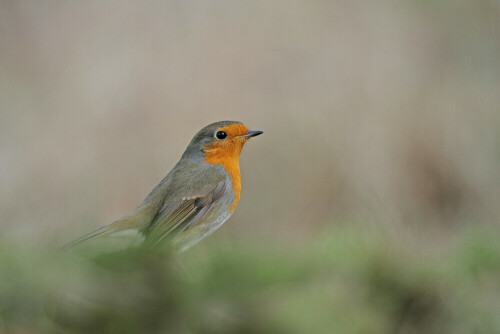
[1,1,499,247]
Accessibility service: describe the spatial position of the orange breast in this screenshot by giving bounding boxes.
[204,151,241,212]
[202,123,248,212]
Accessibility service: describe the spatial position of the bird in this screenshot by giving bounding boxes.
[62,121,263,252]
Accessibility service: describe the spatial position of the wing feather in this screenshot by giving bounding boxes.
[144,179,226,246]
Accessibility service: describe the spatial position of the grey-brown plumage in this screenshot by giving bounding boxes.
[62,121,262,251]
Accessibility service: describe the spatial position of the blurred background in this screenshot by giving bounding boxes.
[1,1,500,333]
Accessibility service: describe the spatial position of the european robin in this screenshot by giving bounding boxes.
[63,121,262,252]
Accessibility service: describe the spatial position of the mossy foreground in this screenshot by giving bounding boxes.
[1,227,499,334]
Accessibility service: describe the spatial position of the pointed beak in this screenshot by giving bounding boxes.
[239,130,263,139]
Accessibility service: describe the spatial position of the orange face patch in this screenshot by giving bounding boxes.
[202,123,249,211]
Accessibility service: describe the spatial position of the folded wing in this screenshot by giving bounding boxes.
[144,179,226,246]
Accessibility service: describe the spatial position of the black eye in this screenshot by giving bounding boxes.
[215,131,227,140]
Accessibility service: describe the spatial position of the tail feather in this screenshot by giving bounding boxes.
[60,205,155,251]
[59,224,116,251]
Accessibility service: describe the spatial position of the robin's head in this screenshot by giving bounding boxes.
[182,121,263,161]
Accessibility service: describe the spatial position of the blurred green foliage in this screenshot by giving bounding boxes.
[1,1,499,333]
[1,226,499,334]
